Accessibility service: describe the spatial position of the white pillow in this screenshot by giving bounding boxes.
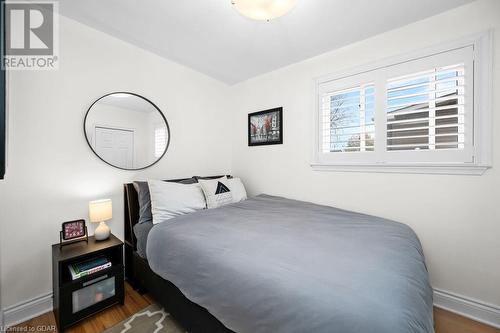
[227,178,247,203]
[148,180,207,224]
[198,177,233,209]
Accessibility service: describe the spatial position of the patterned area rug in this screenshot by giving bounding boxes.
[103,304,186,333]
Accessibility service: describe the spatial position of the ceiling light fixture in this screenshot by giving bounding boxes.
[110,93,131,98]
[231,0,297,21]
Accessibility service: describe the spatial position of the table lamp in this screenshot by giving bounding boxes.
[89,199,112,241]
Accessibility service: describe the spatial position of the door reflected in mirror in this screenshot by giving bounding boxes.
[84,93,170,170]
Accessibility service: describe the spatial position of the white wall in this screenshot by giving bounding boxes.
[1,0,500,325]
[230,0,500,308]
[0,15,231,310]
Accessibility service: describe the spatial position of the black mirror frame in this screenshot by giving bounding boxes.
[83,92,171,171]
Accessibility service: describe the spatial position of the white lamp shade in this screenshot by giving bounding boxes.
[232,0,297,21]
[89,199,112,223]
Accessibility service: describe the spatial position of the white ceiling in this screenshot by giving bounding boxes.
[59,0,473,84]
[98,94,157,113]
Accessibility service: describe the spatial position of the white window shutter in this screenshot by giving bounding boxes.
[312,32,492,174]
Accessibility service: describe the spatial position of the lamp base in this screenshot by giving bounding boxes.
[95,221,110,241]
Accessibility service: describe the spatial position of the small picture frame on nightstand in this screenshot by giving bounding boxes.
[60,219,88,248]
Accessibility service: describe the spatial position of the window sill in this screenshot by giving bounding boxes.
[310,163,490,175]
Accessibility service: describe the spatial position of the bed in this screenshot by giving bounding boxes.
[124,178,434,333]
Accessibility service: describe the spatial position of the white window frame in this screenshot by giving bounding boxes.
[318,73,378,163]
[312,31,492,175]
[154,126,168,158]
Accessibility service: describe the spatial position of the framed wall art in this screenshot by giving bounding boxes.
[248,107,283,146]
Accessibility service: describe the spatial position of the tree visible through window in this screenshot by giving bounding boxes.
[323,84,375,153]
[314,36,491,173]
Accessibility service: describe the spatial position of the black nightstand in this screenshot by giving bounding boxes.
[52,234,124,332]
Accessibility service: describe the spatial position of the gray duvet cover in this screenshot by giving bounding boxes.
[147,195,433,333]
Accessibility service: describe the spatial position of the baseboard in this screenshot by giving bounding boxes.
[2,292,53,328]
[2,288,499,329]
[434,288,500,329]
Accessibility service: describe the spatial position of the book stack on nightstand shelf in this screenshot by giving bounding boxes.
[52,234,124,332]
[68,256,112,280]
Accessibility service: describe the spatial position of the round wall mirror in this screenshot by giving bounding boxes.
[84,92,170,170]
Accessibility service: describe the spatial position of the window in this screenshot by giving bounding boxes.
[154,127,167,158]
[321,84,375,153]
[313,33,492,175]
[386,64,464,152]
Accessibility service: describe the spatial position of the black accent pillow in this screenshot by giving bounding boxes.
[194,175,232,181]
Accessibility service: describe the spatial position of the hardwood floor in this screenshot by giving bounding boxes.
[10,282,500,333]
[9,283,155,333]
[434,308,500,333]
